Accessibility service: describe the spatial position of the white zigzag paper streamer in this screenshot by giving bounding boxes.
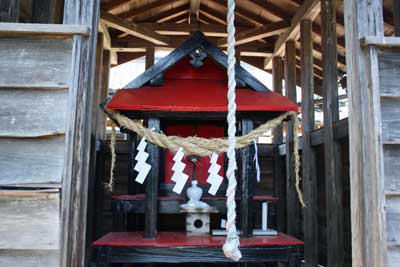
[207,152,224,195]
[134,137,151,184]
[171,147,189,194]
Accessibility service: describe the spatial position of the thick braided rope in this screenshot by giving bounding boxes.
[223,0,241,261]
[106,125,117,191]
[107,110,306,207]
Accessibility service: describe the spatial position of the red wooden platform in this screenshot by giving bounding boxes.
[112,194,279,201]
[92,232,303,247]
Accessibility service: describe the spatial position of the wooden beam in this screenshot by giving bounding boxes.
[394,0,400,36]
[284,40,300,238]
[272,56,285,233]
[322,0,344,266]
[344,0,386,266]
[189,0,200,24]
[101,10,170,45]
[300,19,318,267]
[161,10,189,23]
[264,0,320,69]
[137,4,188,23]
[217,20,289,47]
[99,21,118,65]
[0,0,19,22]
[145,47,155,70]
[199,6,226,25]
[241,119,254,237]
[120,0,167,19]
[101,0,129,11]
[145,118,160,238]
[60,0,100,266]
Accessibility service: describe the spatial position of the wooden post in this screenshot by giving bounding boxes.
[0,0,19,22]
[344,0,386,266]
[32,0,63,23]
[321,0,344,266]
[300,19,318,267]
[60,0,100,266]
[240,119,254,237]
[394,0,400,36]
[272,56,285,233]
[146,47,155,70]
[144,118,160,238]
[284,40,300,238]
[98,50,111,141]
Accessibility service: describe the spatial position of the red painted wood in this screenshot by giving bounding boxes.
[92,232,304,247]
[163,56,227,81]
[107,79,299,112]
[164,124,225,184]
[111,195,279,201]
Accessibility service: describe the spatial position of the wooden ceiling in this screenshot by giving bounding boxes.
[100,0,396,83]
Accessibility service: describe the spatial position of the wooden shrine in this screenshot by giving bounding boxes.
[92,32,303,266]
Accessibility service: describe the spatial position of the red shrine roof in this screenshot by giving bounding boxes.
[106,32,298,113]
[107,79,299,112]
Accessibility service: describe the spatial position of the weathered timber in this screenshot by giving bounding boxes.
[98,50,111,141]
[217,20,290,47]
[322,0,344,265]
[0,23,88,37]
[0,89,68,137]
[240,119,254,237]
[272,56,285,233]
[284,40,300,237]
[0,0,19,22]
[344,0,387,266]
[144,118,160,238]
[100,10,170,45]
[0,190,59,250]
[0,136,64,186]
[0,37,72,89]
[188,0,200,24]
[360,36,400,47]
[145,47,155,70]
[60,1,100,267]
[264,0,320,69]
[300,19,318,267]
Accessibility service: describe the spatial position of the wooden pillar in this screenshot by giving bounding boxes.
[321,0,344,266]
[144,118,160,238]
[145,47,155,70]
[240,119,254,237]
[344,0,386,266]
[32,0,63,23]
[284,40,300,238]
[272,56,285,233]
[0,0,19,22]
[394,0,400,36]
[60,0,100,266]
[98,50,111,141]
[300,19,318,267]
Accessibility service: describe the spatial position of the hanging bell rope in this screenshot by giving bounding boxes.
[223,0,241,261]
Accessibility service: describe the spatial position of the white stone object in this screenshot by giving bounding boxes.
[134,137,151,184]
[262,202,268,231]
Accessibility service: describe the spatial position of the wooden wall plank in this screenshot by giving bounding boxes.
[381,98,400,143]
[378,48,400,97]
[0,38,72,88]
[386,196,400,244]
[0,136,64,186]
[344,0,387,266]
[383,145,400,192]
[0,89,68,137]
[300,19,318,267]
[387,246,400,267]
[284,40,300,238]
[32,0,63,24]
[0,191,59,249]
[0,0,19,22]
[0,250,59,267]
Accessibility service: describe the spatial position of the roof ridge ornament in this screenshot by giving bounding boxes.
[190,48,207,68]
